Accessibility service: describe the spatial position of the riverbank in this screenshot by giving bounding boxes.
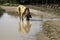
[35,20,60,40]
[0,5,60,18]
[42,20,60,40]
[0,6,18,12]
[26,5,60,18]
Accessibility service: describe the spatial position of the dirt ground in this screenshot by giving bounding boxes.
[37,20,60,40]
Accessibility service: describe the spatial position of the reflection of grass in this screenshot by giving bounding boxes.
[0,13,3,17]
[42,21,60,40]
[7,12,18,17]
[0,7,5,17]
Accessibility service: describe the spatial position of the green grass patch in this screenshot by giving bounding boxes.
[0,7,5,17]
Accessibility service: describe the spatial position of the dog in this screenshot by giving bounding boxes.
[18,5,32,34]
[18,5,32,22]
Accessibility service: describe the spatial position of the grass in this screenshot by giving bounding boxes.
[0,7,5,13]
[0,7,5,17]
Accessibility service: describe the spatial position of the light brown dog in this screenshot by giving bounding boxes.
[18,5,31,22]
[18,5,32,34]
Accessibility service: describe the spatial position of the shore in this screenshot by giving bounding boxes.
[0,5,60,18]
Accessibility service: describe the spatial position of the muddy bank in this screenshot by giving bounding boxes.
[0,6,18,12]
[37,20,60,40]
[0,6,60,18]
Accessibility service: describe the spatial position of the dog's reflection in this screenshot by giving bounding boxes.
[19,20,31,34]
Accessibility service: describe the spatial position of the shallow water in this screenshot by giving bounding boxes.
[0,13,42,40]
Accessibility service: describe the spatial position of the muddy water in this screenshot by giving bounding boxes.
[0,13,42,40]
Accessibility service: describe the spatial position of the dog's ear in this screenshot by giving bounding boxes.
[26,8,30,14]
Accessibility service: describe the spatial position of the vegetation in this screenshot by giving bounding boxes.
[0,0,18,4]
[0,7,5,13]
[0,0,60,5]
[0,7,5,17]
[0,0,19,6]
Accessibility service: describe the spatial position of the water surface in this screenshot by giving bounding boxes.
[0,13,42,40]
